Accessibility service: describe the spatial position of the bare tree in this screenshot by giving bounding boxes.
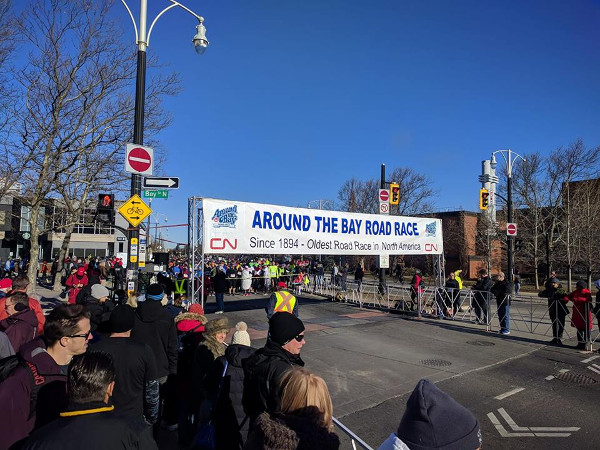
[511,153,546,288]
[548,140,600,289]
[10,0,179,288]
[337,167,435,215]
[510,140,600,289]
[0,0,24,196]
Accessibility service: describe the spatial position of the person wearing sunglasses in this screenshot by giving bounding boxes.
[243,312,306,429]
[0,304,91,449]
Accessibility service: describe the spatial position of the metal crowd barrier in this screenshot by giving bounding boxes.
[333,417,374,450]
[310,281,599,350]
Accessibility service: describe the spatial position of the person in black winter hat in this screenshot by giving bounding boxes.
[243,312,306,428]
[378,379,481,450]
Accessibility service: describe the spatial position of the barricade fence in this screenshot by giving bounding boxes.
[193,271,599,349]
[309,279,599,350]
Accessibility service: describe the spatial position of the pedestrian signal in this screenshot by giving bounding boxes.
[390,183,400,205]
[479,189,489,210]
[97,194,114,223]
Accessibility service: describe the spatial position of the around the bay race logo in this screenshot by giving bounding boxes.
[212,205,238,228]
[425,222,437,237]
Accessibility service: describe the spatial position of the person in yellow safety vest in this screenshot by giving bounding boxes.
[266,282,299,319]
[269,263,279,283]
[174,278,187,298]
[454,270,463,290]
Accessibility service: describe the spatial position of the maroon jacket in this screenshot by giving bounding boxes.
[0,308,38,353]
[0,338,68,450]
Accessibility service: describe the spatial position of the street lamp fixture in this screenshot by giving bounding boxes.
[120,0,208,292]
[193,20,209,54]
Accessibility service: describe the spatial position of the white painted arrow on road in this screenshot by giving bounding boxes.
[488,408,580,438]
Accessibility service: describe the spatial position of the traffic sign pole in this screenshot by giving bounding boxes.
[128,49,147,295]
[379,163,387,297]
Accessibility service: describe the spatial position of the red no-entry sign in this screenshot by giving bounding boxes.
[507,223,518,236]
[125,144,154,175]
[379,189,389,202]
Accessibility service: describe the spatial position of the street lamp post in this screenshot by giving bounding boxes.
[120,0,208,291]
[490,149,526,295]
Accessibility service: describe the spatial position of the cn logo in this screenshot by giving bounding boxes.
[425,243,438,252]
[210,238,238,250]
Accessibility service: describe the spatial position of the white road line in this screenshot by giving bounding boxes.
[545,375,555,380]
[487,412,534,437]
[530,427,580,432]
[533,433,573,437]
[581,355,599,364]
[498,408,530,432]
[558,369,570,374]
[588,365,600,375]
[494,387,525,400]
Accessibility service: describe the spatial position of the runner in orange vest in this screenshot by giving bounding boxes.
[266,282,299,319]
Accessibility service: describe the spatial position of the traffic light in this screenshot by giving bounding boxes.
[97,194,114,223]
[515,239,523,251]
[479,189,489,210]
[390,183,400,205]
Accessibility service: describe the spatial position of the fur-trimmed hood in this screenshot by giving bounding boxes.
[175,312,207,333]
[174,312,207,324]
[245,411,340,450]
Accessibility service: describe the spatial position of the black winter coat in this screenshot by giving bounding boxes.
[206,345,256,449]
[79,293,114,332]
[132,300,178,378]
[242,340,304,424]
[473,276,494,302]
[491,280,512,305]
[244,411,340,450]
[22,402,147,450]
[212,270,228,293]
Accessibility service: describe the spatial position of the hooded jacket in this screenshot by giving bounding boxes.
[0,296,45,335]
[244,411,340,450]
[567,288,593,330]
[0,338,67,450]
[132,299,178,378]
[243,339,305,423]
[0,308,38,353]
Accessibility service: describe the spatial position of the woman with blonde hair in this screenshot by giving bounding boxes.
[245,368,339,450]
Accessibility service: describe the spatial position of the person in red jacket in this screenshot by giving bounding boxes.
[65,266,88,305]
[0,276,45,335]
[567,280,593,350]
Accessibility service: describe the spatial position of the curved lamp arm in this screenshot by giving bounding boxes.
[120,0,205,49]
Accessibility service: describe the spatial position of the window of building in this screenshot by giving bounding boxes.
[20,206,31,232]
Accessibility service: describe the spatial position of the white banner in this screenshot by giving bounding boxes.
[202,198,443,256]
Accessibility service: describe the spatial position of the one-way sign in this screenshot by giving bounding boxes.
[143,177,179,189]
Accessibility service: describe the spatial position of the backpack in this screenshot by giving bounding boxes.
[0,354,47,419]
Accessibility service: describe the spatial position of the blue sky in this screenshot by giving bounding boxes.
[115,0,600,245]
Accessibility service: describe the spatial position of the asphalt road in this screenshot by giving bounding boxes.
[181,292,599,450]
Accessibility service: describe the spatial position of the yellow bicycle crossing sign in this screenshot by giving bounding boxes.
[118,194,152,227]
